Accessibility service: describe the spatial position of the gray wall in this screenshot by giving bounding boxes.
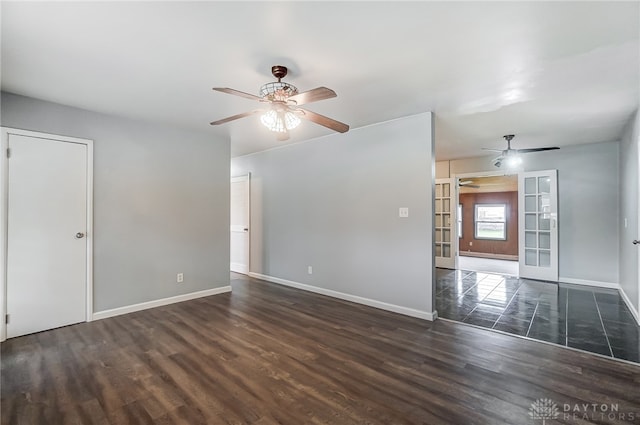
[436,141,620,284]
[619,109,640,314]
[232,113,435,315]
[1,92,230,312]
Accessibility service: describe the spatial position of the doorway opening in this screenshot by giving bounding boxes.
[230,174,250,275]
[456,174,519,276]
[435,172,519,276]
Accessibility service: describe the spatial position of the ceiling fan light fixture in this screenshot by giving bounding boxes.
[260,109,301,133]
[506,155,523,167]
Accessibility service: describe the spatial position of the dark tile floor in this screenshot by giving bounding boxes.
[436,268,640,363]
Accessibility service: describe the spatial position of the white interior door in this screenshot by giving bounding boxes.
[435,178,456,269]
[519,170,558,281]
[230,174,250,274]
[637,132,640,324]
[6,133,89,338]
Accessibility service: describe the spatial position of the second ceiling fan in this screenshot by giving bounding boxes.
[210,65,349,141]
[484,135,559,168]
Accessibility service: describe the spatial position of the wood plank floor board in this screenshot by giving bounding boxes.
[427,323,640,409]
[280,356,414,424]
[3,275,640,424]
[140,351,229,423]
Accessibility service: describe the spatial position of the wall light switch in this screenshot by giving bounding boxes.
[399,207,409,218]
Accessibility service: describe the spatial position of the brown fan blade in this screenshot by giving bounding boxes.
[212,87,263,102]
[298,108,349,133]
[516,147,560,153]
[287,87,336,105]
[210,110,264,126]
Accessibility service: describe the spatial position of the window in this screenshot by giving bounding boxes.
[475,204,506,240]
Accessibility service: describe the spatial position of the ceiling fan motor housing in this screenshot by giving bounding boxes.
[271,65,288,80]
[260,66,298,101]
[259,82,298,101]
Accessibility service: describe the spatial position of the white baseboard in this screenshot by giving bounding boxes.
[248,272,436,321]
[559,277,619,290]
[230,263,248,274]
[619,286,640,326]
[92,286,232,321]
[459,252,518,261]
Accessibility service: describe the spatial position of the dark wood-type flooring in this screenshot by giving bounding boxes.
[2,275,640,424]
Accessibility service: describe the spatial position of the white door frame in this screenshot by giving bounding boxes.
[0,127,94,342]
[230,174,250,274]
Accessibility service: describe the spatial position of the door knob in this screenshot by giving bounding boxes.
[75,232,85,239]
[633,240,640,245]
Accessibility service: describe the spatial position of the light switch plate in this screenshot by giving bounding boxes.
[399,207,409,218]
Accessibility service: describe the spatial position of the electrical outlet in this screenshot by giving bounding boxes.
[177,273,184,283]
[308,266,313,275]
[469,241,473,246]
[399,207,409,218]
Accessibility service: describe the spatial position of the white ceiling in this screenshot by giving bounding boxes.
[2,2,638,159]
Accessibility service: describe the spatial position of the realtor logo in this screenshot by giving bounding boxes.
[529,398,560,424]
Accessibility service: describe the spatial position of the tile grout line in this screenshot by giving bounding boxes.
[491,281,524,330]
[459,276,487,322]
[460,281,481,297]
[437,269,487,315]
[460,271,490,297]
[461,277,505,324]
[461,305,479,323]
[439,270,480,298]
[436,269,472,295]
[453,271,490,307]
[592,292,614,358]
[525,301,540,338]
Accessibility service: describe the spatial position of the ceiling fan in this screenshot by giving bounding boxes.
[210,65,349,141]
[484,135,559,168]
[458,180,512,189]
[458,180,480,189]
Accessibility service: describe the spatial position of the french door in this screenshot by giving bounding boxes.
[435,178,456,269]
[518,170,558,281]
